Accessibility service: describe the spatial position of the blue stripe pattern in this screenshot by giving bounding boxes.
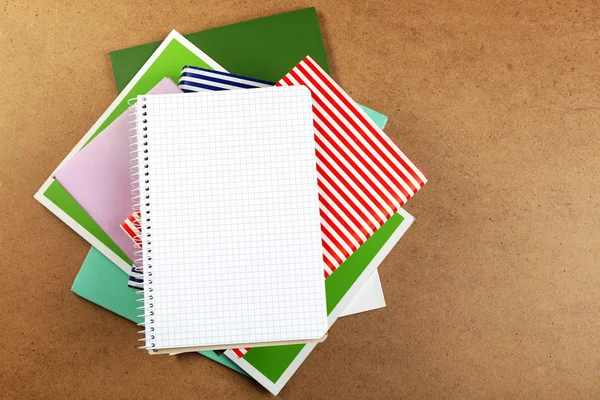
[179,65,274,93]
[127,66,275,290]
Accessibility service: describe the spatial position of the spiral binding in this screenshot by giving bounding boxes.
[128,96,156,351]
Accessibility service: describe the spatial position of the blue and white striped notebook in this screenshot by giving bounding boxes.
[127,67,275,289]
[179,65,273,92]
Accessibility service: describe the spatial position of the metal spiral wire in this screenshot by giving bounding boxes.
[129,96,156,350]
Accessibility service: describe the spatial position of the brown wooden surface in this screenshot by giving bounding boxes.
[1,0,599,398]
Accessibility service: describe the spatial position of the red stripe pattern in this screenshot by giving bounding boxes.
[231,348,250,357]
[120,210,142,247]
[278,56,427,278]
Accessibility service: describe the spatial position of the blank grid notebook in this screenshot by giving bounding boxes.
[134,87,327,352]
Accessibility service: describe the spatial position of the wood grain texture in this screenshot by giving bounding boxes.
[1,0,599,398]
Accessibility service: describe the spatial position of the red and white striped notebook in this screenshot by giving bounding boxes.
[276,56,427,277]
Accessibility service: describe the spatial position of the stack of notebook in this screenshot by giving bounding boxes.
[34,8,426,395]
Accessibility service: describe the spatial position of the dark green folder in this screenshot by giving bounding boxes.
[110,7,329,93]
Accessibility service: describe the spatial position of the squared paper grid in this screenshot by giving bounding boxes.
[138,87,327,350]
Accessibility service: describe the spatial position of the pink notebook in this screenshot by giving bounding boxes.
[54,78,182,262]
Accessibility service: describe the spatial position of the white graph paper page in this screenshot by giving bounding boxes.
[137,86,327,350]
